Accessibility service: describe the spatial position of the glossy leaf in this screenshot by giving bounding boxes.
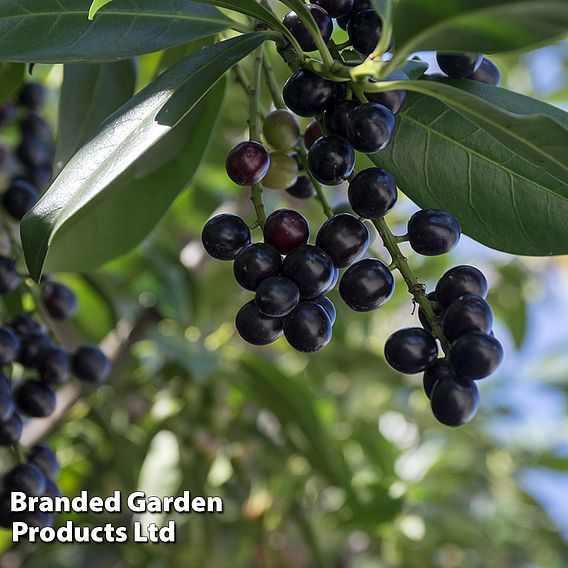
[373,89,568,255]
[394,0,568,56]
[55,60,137,171]
[21,33,266,279]
[0,0,237,63]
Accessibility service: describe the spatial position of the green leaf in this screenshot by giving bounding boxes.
[21,33,266,279]
[372,89,568,255]
[55,60,137,171]
[0,0,238,63]
[394,0,568,57]
[0,62,25,99]
[88,0,113,19]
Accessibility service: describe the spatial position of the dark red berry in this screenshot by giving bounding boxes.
[347,9,382,55]
[347,103,395,153]
[384,328,438,374]
[2,178,39,221]
[39,347,71,385]
[313,0,353,18]
[436,52,482,78]
[4,463,46,496]
[431,376,479,427]
[281,245,335,299]
[423,359,453,399]
[339,258,394,311]
[468,57,501,86]
[263,209,309,254]
[324,99,359,138]
[283,4,333,52]
[304,120,323,150]
[450,331,503,380]
[233,243,282,291]
[15,380,56,418]
[283,69,337,117]
[348,167,397,218]
[235,300,283,346]
[28,444,60,480]
[256,276,300,317]
[226,141,270,186]
[0,412,23,446]
[308,135,355,185]
[18,332,52,368]
[201,214,251,261]
[408,209,461,256]
[284,302,332,352]
[72,345,111,384]
[316,214,369,268]
[312,296,336,325]
[0,256,20,294]
[0,375,14,422]
[42,281,78,320]
[0,327,21,366]
[442,294,493,342]
[18,82,47,111]
[435,265,488,308]
[286,175,316,199]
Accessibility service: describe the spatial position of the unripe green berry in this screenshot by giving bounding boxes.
[262,152,299,190]
[263,110,300,151]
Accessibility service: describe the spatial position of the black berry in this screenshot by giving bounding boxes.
[24,165,52,190]
[263,209,309,254]
[43,478,62,499]
[255,276,300,317]
[2,178,39,221]
[18,82,47,111]
[0,327,21,366]
[365,88,407,115]
[442,294,493,342]
[283,5,333,52]
[14,380,56,418]
[313,0,353,18]
[0,256,21,294]
[0,102,15,127]
[312,296,336,325]
[435,265,488,308]
[28,444,60,480]
[450,331,503,380]
[348,167,397,218]
[324,99,359,139]
[18,332,51,368]
[8,313,43,338]
[281,245,335,299]
[347,103,395,153]
[430,376,480,427]
[286,176,316,200]
[0,375,14,422]
[226,141,270,186]
[347,9,382,55]
[16,136,54,168]
[4,463,46,496]
[39,347,71,385]
[42,281,78,320]
[72,345,111,383]
[262,109,300,151]
[235,300,283,346]
[20,113,53,141]
[423,359,453,399]
[468,57,501,86]
[384,328,438,374]
[308,135,355,185]
[407,209,461,256]
[283,69,336,117]
[316,214,369,268]
[0,412,22,446]
[339,258,394,311]
[233,243,282,291]
[436,52,482,79]
[284,302,332,352]
[337,0,371,29]
[202,214,251,261]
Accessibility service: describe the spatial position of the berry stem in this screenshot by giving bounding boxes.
[369,0,393,61]
[372,217,450,351]
[262,51,286,109]
[295,143,333,219]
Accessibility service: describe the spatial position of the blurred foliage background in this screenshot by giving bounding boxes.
[0,27,568,568]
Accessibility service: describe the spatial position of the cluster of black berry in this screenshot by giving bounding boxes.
[0,444,61,529]
[0,82,111,528]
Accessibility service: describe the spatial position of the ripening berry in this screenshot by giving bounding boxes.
[284,302,332,352]
[304,120,323,150]
[347,9,382,55]
[436,52,483,78]
[384,328,438,374]
[283,69,337,117]
[347,103,395,153]
[339,258,394,311]
[348,167,397,219]
[430,376,480,427]
[235,300,283,346]
[468,57,501,86]
[226,141,270,186]
[42,281,78,320]
[316,214,369,268]
[262,152,299,190]
[308,135,355,185]
[72,345,111,384]
[263,209,310,254]
[14,380,56,418]
[450,331,503,380]
[407,209,461,256]
[0,256,21,295]
[442,294,493,342]
[283,4,333,52]
[255,276,300,318]
[281,245,335,300]
[435,265,488,308]
[4,463,46,496]
[0,326,21,366]
[286,176,316,200]
[201,214,251,261]
[0,412,23,446]
[233,243,282,291]
[262,109,300,151]
[28,444,60,480]
[324,99,360,139]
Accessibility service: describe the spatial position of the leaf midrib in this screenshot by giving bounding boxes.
[398,102,568,206]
